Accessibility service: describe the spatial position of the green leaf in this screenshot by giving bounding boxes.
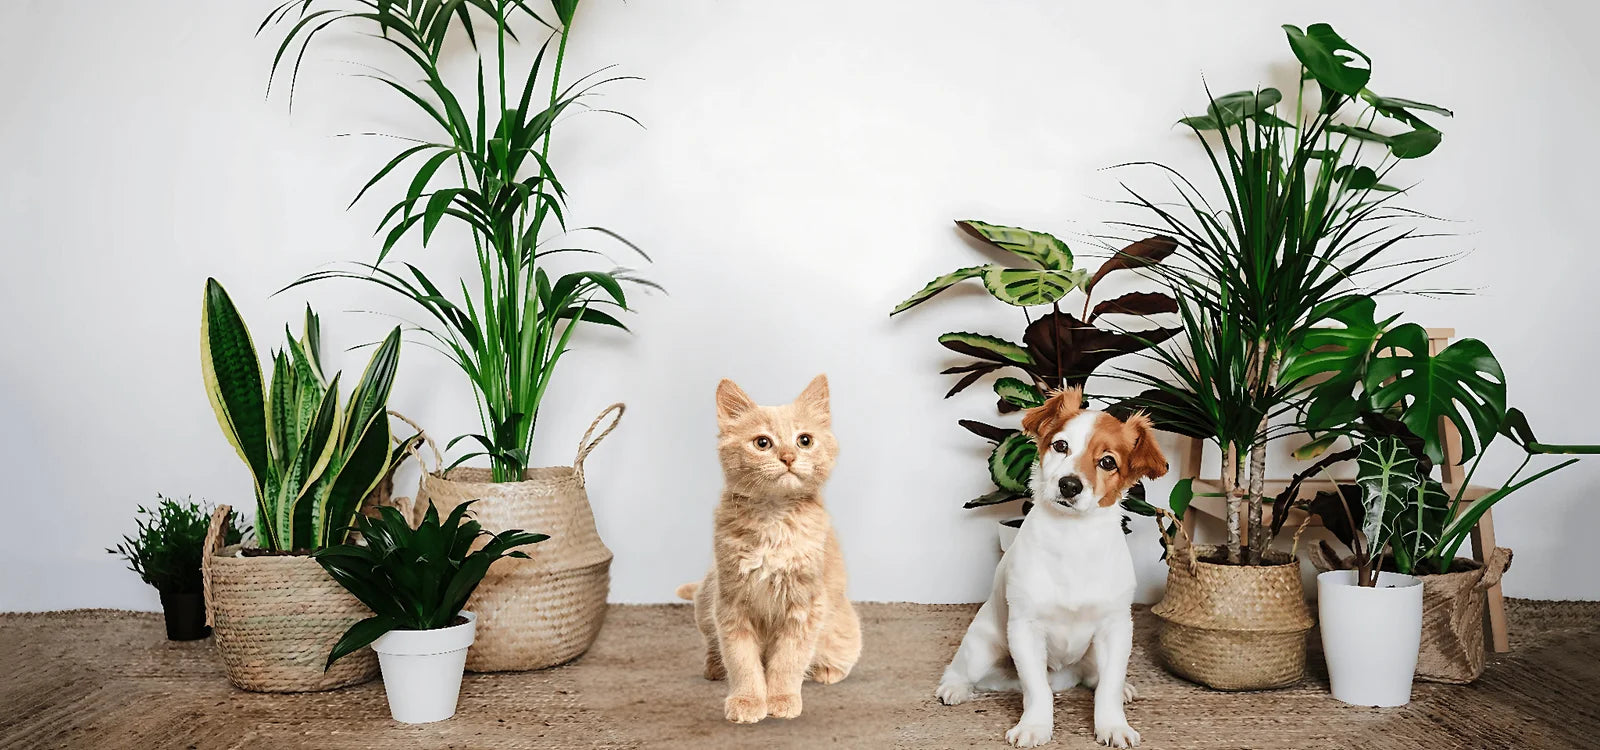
[200,279,270,536]
[890,265,993,315]
[1388,128,1442,159]
[323,615,398,670]
[938,332,1034,367]
[1365,325,1507,464]
[1355,436,1421,557]
[980,266,1088,307]
[989,432,1037,495]
[1384,478,1448,575]
[1205,88,1283,128]
[955,220,1075,271]
[1281,297,1400,435]
[1284,23,1371,96]
[1168,478,1194,520]
[1361,91,1453,129]
[994,377,1045,409]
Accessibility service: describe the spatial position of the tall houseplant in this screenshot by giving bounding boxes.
[892,221,1179,544]
[263,1,638,671]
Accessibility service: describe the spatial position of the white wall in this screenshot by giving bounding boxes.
[4,0,1598,611]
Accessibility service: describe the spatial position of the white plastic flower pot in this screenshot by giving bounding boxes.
[997,518,1023,552]
[372,611,477,724]
[1317,571,1422,707]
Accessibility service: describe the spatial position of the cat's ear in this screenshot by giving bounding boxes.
[796,374,830,419]
[716,379,756,422]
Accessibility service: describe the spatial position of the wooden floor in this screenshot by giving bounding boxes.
[2,600,1597,749]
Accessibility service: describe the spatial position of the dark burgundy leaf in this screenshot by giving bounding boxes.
[944,363,1003,397]
[959,419,1016,443]
[1088,292,1179,321]
[940,362,1004,375]
[1305,484,1363,554]
[1023,310,1180,387]
[1269,446,1361,540]
[1084,236,1178,294]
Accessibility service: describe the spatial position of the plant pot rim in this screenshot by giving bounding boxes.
[433,466,577,486]
[1183,543,1298,569]
[373,611,477,657]
[1318,569,1421,590]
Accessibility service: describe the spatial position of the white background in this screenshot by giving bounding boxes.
[4,1,1597,611]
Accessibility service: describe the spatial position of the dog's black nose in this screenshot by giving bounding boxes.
[1059,475,1083,498]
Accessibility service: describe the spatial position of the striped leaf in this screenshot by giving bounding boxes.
[981,267,1087,307]
[1355,436,1420,556]
[890,265,993,315]
[989,432,1038,495]
[994,377,1045,409]
[938,332,1033,367]
[200,279,270,523]
[956,220,1075,271]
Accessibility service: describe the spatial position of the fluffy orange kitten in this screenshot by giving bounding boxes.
[675,374,861,724]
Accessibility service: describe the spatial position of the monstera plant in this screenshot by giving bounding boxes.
[201,278,419,552]
[892,221,1179,515]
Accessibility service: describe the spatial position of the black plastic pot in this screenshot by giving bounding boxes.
[159,590,211,641]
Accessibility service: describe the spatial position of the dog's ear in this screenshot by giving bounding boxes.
[1123,412,1168,480]
[1020,386,1084,439]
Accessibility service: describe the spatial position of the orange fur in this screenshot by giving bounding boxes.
[1077,413,1169,507]
[1020,386,1085,456]
[685,374,861,724]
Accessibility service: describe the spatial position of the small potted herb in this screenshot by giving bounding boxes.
[108,495,245,640]
[315,501,546,724]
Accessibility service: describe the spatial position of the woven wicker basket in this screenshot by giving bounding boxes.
[390,404,622,673]
[1415,548,1512,684]
[1151,514,1313,691]
[201,505,378,693]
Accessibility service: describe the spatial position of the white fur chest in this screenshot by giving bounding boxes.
[1002,510,1135,621]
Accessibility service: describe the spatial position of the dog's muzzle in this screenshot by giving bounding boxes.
[1056,475,1084,506]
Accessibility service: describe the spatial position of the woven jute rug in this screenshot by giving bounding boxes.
[1,600,1595,749]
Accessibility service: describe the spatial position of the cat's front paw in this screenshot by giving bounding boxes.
[810,664,849,684]
[1095,723,1140,748]
[1006,721,1053,747]
[724,694,767,724]
[766,692,802,719]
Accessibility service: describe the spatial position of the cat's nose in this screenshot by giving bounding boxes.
[779,451,796,466]
[1058,475,1083,498]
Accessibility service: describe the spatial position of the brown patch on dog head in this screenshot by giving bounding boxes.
[1080,411,1170,507]
[1020,386,1084,454]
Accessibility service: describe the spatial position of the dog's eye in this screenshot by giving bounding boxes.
[1098,455,1118,471]
[1052,440,1070,455]
[754,436,772,450]
[797,434,813,448]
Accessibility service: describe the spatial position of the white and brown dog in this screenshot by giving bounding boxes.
[936,388,1167,748]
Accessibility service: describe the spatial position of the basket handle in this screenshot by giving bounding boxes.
[574,403,626,485]
[1477,547,1513,591]
[1289,514,1315,559]
[202,504,232,628]
[389,410,442,473]
[1155,507,1198,575]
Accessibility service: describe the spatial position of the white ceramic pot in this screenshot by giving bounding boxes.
[1317,571,1422,707]
[372,611,478,723]
[997,519,1023,552]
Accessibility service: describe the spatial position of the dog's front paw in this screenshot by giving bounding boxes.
[1095,723,1140,748]
[1123,682,1139,703]
[724,694,767,724]
[1005,722,1053,747]
[767,693,802,719]
[935,680,974,705]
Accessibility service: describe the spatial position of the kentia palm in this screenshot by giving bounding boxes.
[267,0,653,481]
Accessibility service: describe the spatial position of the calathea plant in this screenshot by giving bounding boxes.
[315,500,546,667]
[1121,22,1455,565]
[892,221,1179,514]
[1265,299,1599,581]
[267,0,655,482]
[201,278,418,552]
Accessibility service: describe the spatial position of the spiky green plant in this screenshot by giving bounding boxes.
[265,0,653,482]
[201,278,416,552]
[108,495,247,594]
[315,500,547,667]
[1119,22,1456,564]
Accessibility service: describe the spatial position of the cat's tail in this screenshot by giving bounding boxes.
[675,582,700,601]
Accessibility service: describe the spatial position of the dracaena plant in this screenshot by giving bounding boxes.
[1260,300,1600,581]
[201,278,417,552]
[108,495,247,594]
[315,500,547,667]
[266,0,654,482]
[891,221,1180,514]
[1118,22,1456,565]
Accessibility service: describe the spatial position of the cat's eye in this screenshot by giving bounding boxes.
[754,436,772,450]
[1052,440,1070,455]
[1098,455,1118,471]
[798,434,813,448]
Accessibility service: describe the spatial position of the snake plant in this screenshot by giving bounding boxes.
[316,500,546,668]
[200,278,417,552]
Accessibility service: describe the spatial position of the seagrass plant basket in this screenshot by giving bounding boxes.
[386,404,623,673]
[201,505,378,693]
[1415,548,1511,683]
[1151,518,1314,691]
